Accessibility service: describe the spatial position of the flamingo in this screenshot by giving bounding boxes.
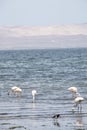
[8,86,22,96]
[68,86,78,93]
[68,86,78,98]
[32,89,37,102]
[74,96,84,112]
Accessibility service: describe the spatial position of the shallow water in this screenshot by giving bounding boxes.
[0,48,87,130]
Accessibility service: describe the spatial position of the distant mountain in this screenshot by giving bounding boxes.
[0,24,87,50]
[0,24,87,37]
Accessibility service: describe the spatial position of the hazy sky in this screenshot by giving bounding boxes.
[0,0,87,26]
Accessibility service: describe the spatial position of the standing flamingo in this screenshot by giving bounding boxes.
[74,96,84,112]
[32,89,37,103]
[68,86,78,98]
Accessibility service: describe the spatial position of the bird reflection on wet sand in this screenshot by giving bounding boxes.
[53,120,60,127]
[74,113,85,129]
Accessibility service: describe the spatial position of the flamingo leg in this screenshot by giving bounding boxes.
[80,103,82,112]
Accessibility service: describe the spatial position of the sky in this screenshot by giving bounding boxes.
[0,0,87,26]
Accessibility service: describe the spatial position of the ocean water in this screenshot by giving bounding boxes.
[0,48,87,130]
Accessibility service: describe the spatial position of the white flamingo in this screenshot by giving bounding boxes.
[32,90,37,102]
[68,86,84,112]
[74,96,84,112]
[68,86,78,98]
[8,86,22,95]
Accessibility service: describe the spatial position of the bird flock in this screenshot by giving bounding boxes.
[68,86,84,112]
[8,86,84,110]
[7,85,84,120]
[8,86,37,103]
[52,86,84,120]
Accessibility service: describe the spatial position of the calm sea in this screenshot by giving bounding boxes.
[0,48,87,130]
